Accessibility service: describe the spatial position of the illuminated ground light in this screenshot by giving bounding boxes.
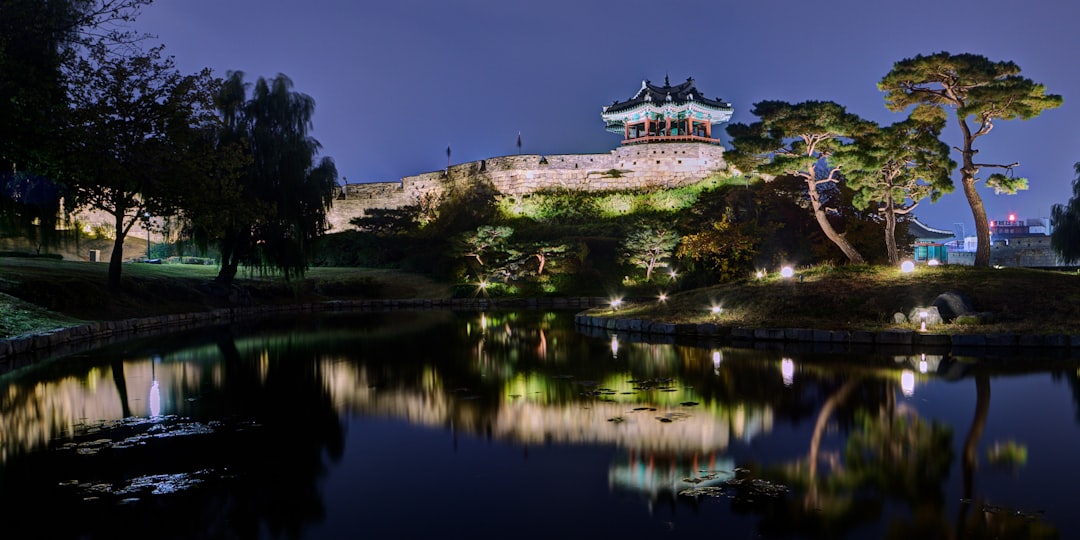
[657,292,668,303]
[900,260,915,273]
[781,358,795,386]
[710,305,723,316]
[669,270,678,280]
[927,258,940,266]
[901,369,916,396]
[780,266,794,279]
[755,269,765,279]
[610,298,623,311]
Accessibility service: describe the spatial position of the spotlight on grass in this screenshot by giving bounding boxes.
[755,269,765,279]
[780,266,794,279]
[900,260,915,273]
[710,305,723,316]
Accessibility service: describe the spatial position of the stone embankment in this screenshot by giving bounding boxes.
[0,297,603,373]
[573,314,1080,351]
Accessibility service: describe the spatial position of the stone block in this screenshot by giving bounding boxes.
[914,333,951,347]
[984,334,1017,347]
[850,331,875,344]
[831,331,851,343]
[696,323,719,336]
[876,331,913,345]
[812,330,832,342]
[753,328,785,341]
[952,334,986,347]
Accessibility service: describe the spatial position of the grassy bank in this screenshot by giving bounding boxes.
[2,258,1079,340]
[0,258,451,339]
[586,264,1080,335]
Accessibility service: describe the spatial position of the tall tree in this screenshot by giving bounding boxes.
[65,43,218,289]
[726,101,869,264]
[879,52,1062,267]
[1050,163,1080,264]
[202,72,338,285]
[838,106,955,264]
[0,0,152,245]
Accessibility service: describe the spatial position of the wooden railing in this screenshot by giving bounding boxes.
[621,135,719,145]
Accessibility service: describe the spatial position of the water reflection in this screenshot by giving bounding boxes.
[0,311,1077,538]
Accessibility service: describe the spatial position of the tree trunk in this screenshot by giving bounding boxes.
[807,180,865,264]
[962,174,991,267]
[884,195,899,265]
[107,212,127,291]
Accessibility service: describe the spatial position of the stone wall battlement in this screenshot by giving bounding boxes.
[327,141,727,233]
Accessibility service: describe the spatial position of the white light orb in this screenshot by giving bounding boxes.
[927,258,940,266]
[780,266,794,278]
[900,261,915,273]
[901,369,916,396]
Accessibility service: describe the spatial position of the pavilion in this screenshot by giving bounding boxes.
[601,76,733,145]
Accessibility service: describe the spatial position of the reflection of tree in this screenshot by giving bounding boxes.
[757,376,954,538]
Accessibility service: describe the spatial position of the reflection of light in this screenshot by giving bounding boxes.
[480,313,487,331]
[780,266,794,278]
[611,335,619,358]
[919,352,928,374]
[781,358,794,386]
[149,380,161,418]
[712,351,722,374]
[901,370,915,396]
[900,260,915,273]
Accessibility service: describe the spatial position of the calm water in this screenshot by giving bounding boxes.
[2,310,1079,539]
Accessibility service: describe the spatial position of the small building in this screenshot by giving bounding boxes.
[601,76,733,145]
[908,218,954,264]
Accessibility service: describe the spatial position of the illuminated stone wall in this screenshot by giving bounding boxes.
[326,142,728,232]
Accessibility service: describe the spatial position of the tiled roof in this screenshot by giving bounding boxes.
[604,76,731,114]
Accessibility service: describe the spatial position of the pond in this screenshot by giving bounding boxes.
[1,310,1078,539]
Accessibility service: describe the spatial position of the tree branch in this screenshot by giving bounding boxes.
[972,161,1019,169]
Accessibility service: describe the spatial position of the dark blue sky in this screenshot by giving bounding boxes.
[138,0,1079,232]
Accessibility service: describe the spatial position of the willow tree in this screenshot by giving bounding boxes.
[200,72,338,285]
[726,100,868,264]
[879,52,1062,267]
[838,105,955,264]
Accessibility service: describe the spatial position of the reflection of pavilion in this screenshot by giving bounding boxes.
[608,450,735,500]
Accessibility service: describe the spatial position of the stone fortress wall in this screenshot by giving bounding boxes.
[326,142,728,232]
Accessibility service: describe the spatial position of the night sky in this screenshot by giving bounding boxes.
[137,0,1079,233]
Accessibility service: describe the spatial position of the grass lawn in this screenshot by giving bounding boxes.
[0,257,451,339]
[584,264,1080,336]
[2,257,1079,340]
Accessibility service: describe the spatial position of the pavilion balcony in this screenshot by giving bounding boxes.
[621,134,720,145]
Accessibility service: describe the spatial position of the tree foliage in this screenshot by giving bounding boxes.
[879,52,1062,267]
[196,72,338,285]
[622,221,679,281]
[676,215,758,282]
[726,101,869,264]
[1051,163,1080,264]
[838,106,955,263]
[65,43,219,289]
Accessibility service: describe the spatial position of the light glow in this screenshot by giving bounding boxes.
[610,335,619,358]
[610,298,623,311]
[781,358,794,387]
[901,370,915,396]
[927,258,940,266]
[900,261,915,273]
[780,266,794,279]
[657,293,668,303]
